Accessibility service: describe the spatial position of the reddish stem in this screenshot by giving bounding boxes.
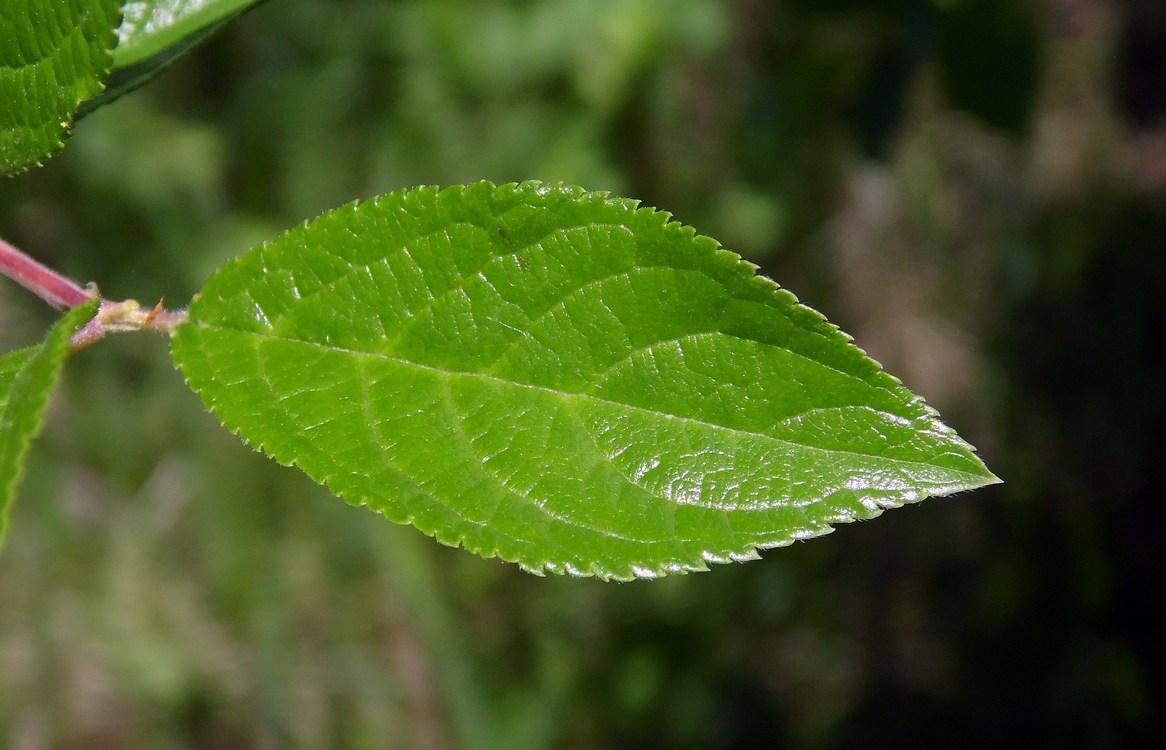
[1,235,187,351]
[0,235,94,309]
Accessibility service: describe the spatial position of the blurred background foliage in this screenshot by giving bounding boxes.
[1,0,1164,747]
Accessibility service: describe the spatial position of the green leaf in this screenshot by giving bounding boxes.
[0,0,122,174]
[0,300,98,551]
[172,182,998,580]
[113,0,266,69]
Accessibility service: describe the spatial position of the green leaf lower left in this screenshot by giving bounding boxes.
[0,0,122,174]
[0,301,97,550]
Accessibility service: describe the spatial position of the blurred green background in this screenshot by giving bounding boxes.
[2,0,1164,747]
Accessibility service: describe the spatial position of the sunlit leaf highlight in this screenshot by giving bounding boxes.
[113,0,266,69]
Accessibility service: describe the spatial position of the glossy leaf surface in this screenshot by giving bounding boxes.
[0,0,121,174]
[0,301,98,550]
[173,182,998,579]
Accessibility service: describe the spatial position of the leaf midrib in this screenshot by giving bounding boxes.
[187,322,984,482]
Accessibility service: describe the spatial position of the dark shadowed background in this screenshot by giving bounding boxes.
[2,0,1163,747]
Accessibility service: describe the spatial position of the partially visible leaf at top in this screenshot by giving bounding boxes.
[79,0,264,114]
[0,0,122,174]
[0,300,98,551]
[114,0,266,69]
[172,182,999,580]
